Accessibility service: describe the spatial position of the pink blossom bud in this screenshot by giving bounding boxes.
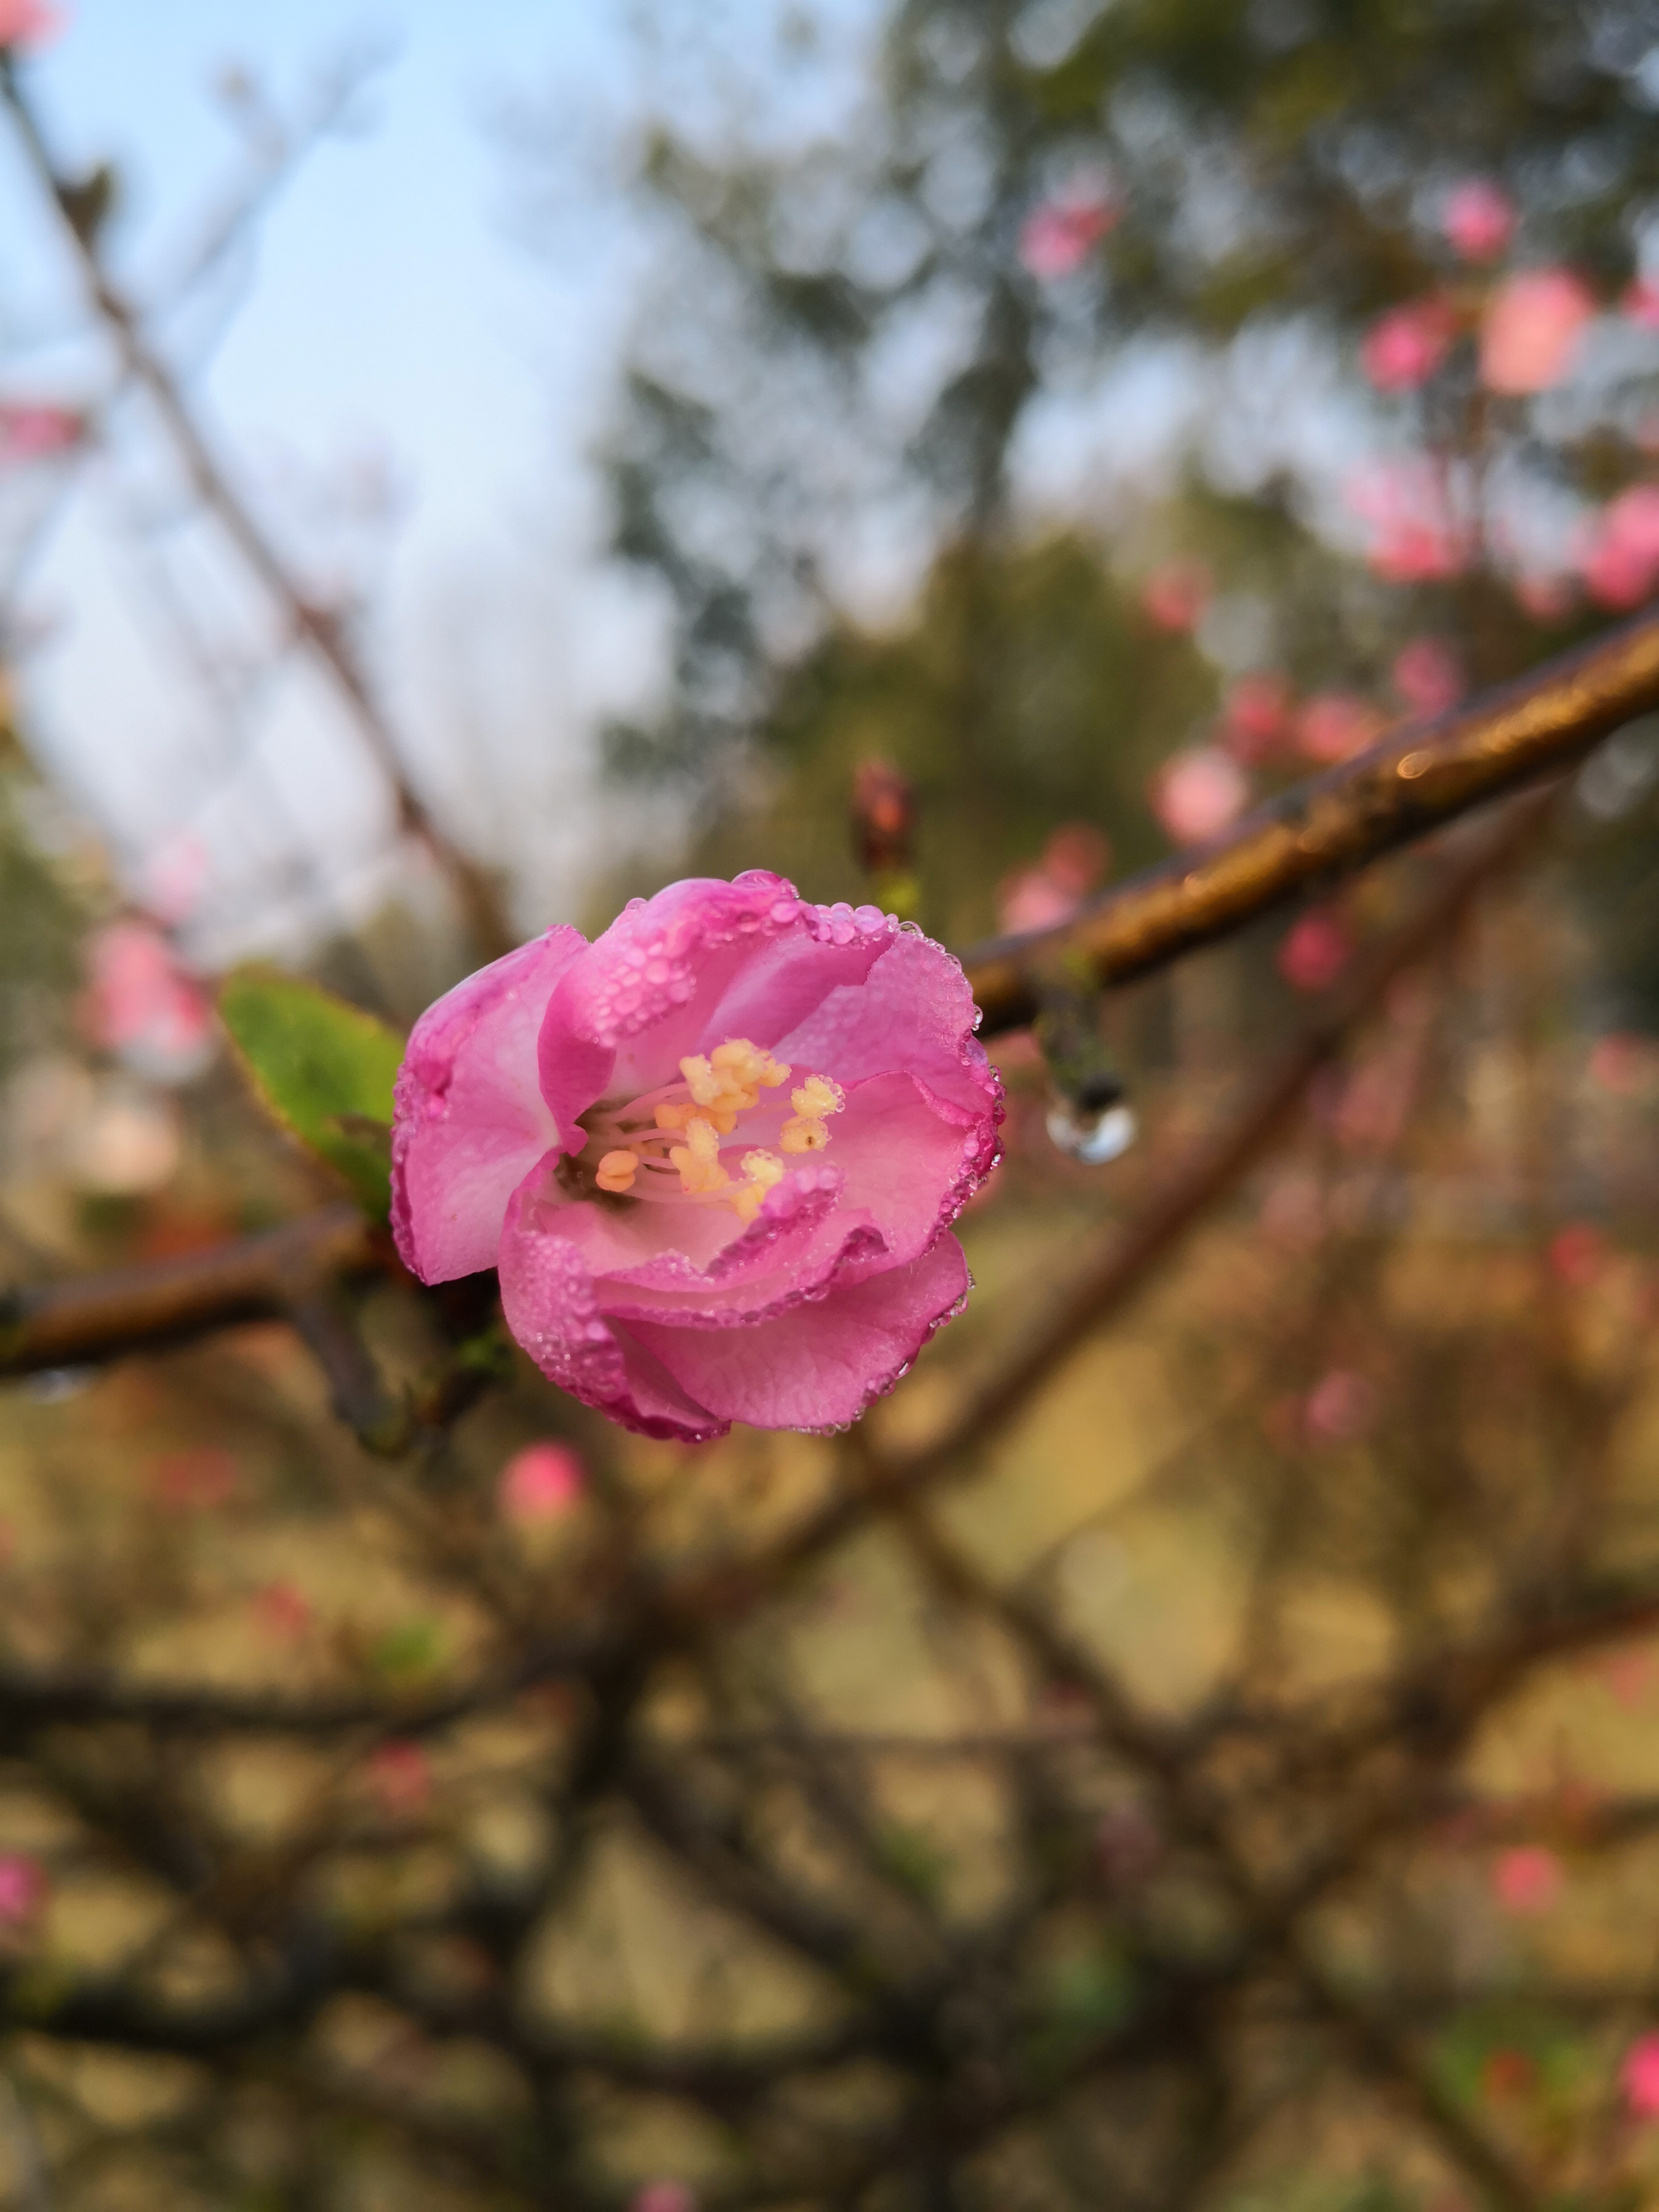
[1019,186,1118,280]
[1624,278,1659,332]
[149,1448,237,1513]
[1361,297,1458,391]
[1346,459,1468,584]
[1295,693,1381,764]
[0,0,62,47]
[1622,2032,1659,2120]
[1442,180,1515,263]
[1391,638,1464,717]
[365,1740,431,1820]
[1576,484,1659,610]
[1303,1369,1376,1443]
[1479,268,1595,395]
[631,2187,697,2212]
[1549,1224,1606,1287]
[1220,672,1292,763]
[81,920,214,1085]
[498,1442,584,1524]
[0,1856,45,1928]
[1139,560,1210,632]
[1590,1034,1645,1094]
[0,399,80,462]
[1491,1845,1563,1916]
[1150,746,1249,845]
[253,1579,313,1642]
[1278,911,1351,993]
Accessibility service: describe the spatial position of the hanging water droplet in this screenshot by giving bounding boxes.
[1046,1072,1137,1165]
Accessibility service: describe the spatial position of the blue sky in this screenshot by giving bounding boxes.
[0,1,663,951]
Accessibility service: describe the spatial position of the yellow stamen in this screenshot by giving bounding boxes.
[668,1115,731,1196]
[730,1148,785,1225]
[780,1071,845,1154]
[595,1149,639,1193]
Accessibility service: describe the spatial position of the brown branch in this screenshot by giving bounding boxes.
[961,607,1659,1034]
[0,1204,379,1376]
[0,56,515,964]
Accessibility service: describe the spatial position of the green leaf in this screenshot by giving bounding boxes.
[220,968,404,1222]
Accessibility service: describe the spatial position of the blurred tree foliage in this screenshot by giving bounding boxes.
[598,0,1659,958]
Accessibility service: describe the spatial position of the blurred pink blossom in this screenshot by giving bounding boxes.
[498,1442,585,1524]
[1151,747,1249,845]
[1303,1369,1377,1443]
[1347,459,1469,583]
[1549,1223,1607,1288]
[1624,278,1659,332]
[1514,571,1575,622]
[149,1447,237,1514]
[1139,560,1210,632]
[1220,672,1293,763]
[1296,693,1382,764]
[81,920,214,1084]
[1278,911,1352,992]
[0,0,62,47]
[630,2187,698,2212]
[1019,186,1118,279]
[0,1856,44,1928]
[1576,484,1659,610]
[0,400,80,463]
[141,833,210,927]
[997,823,1109,932]
[366,1740,431,1820]
[1479,268,1595,395]
[1442,180,1516,263]
[1601,1646,1651,1710]
[1361,297,1458,391]
[254,1579,313,1642]
[1621,2032,1659,2120]
[1491,1845,1563,1916]
[1391,638,1465,717]
[1590,1034,1646,1094]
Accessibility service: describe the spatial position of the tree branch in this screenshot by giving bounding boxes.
[961,607,1659,1034]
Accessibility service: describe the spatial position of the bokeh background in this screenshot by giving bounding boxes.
[5,1,1659,2206]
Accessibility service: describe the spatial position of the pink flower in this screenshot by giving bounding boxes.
[1491,1845,1563,1916]
[391,875,1002,1442]
[1139,560,1210,632]
[1020,187,1118,280]
[1150,747,1250,845]
[1479,268,1595,395]
[1296,694,1381,765]
[1346,459,1469,583]
[0,400,80,463]
[1303,1369,1376,1443]
[0,1,63,54]
[1278,911,1351,993]
[1442,180,1515,263]
[81,920,214,1084]
[631,2187,697,2212]
[1391,638,1464,718]
[1361,297,1458,391]
[0,1856,44,1928]
[1590,1034,1646,1094]
[1220,672,1292,764]
[1621,2032,1659,2121]
[1624,278,1659,333]
[366,1741,431,1820]
[499,1440,584,1523]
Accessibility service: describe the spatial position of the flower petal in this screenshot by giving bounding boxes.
[771,929,1002,1128]
[391,925,584,1283]
[622,1232,971,1432]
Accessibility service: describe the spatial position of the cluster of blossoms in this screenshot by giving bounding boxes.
[1351,177,1659,612]
[392,873,1002,1440]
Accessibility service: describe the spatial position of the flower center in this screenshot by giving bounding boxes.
[583,1039,844,1225]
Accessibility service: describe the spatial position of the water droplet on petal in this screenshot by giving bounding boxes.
[1046,1099,1137,1165]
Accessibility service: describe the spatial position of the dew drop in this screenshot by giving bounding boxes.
[1046,1098,1137,1166]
